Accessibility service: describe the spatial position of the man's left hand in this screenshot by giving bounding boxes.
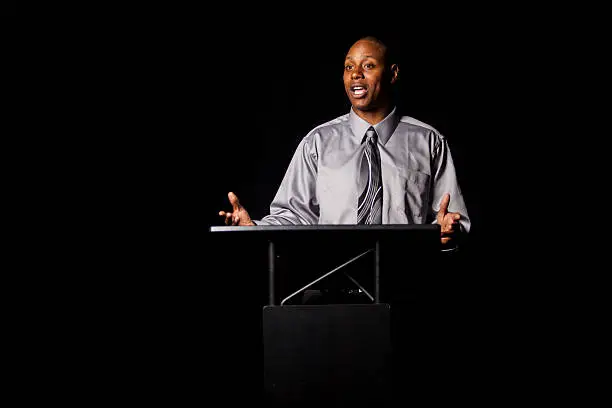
[437,193,461,246]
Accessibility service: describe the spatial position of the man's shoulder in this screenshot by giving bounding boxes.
[398,115,439,134]
[397,115,447,143]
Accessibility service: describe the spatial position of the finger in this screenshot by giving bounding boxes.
[444,213,460,225]
[441,236,451,245]
[228,191,241,212]
[219,211,226,217]
[225,212,233,225]
[442,217,457,233]
[438,193,450,215]
[436,194,450,224]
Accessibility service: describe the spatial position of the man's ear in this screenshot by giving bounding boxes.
[390,64,399,84]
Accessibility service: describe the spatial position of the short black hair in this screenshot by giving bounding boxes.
[349,33,402,67]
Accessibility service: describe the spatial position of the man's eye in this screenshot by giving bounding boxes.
[345,65,353,71]
[364,63,375,69]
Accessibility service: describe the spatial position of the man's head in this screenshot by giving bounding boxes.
[343,36,399,119]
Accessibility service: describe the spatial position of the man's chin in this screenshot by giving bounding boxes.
[351,100,373,111]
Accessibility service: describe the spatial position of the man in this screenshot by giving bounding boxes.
[219,35,469,249]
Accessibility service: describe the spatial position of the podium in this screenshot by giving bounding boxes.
[209,224,441,405]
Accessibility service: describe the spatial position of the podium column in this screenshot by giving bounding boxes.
[268,240,275,306]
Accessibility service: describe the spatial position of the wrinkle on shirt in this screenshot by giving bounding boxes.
[255,107,470,234]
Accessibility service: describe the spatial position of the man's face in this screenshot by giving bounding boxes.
[343,39,395,113]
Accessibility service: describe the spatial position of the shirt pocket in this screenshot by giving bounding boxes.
[397,168,430,221]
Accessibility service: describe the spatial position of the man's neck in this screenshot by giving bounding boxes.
[352,105,393,125]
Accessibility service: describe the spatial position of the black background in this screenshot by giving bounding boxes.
[60,14,597,404]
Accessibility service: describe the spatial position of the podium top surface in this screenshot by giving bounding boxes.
[209,224,439,233]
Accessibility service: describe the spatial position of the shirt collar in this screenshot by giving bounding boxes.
[348,106,400,146]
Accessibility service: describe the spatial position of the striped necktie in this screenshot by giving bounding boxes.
[357,127,383,224]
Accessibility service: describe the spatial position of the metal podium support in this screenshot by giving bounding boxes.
[209,224,440,405]
[211,225,437,306]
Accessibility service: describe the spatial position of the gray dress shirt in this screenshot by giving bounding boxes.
[255,107,470,234]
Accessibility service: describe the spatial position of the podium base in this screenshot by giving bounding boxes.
[262,304,391,406]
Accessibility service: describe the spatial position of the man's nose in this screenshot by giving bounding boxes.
[351,67,364,79]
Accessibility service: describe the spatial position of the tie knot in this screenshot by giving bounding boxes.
[364,127,377,144]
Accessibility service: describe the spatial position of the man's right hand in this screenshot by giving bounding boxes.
[218,192,255,226]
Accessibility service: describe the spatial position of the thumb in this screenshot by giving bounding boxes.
[437,193,450,220]
[228,191,241,211]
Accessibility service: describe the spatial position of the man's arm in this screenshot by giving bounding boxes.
[429,134,470,249]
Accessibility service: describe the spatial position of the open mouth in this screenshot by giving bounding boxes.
[350,85,368,98]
